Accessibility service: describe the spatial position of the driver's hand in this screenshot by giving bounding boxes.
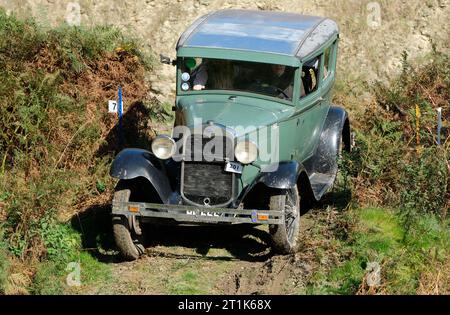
[193,85,205,90]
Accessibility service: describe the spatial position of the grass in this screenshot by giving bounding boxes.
[166,258,232,295]
[0,228,9,294]
[31,251,112,295]
[302,207,449,295]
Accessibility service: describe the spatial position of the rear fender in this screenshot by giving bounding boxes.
[305,106,350,176]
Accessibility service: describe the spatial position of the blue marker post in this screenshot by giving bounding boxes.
[118,86,124,147]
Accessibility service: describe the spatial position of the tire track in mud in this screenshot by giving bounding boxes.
[220,215,317,295]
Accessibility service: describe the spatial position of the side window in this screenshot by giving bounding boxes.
[300,55,321,98]
[323,46,331,80]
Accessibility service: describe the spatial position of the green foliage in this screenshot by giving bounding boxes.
[0,228,9,294]
[31,251,112,295]
[399,147,448,234]
[3,169,75,259]
[40,219,80,262]
[343,48,449,217]
[304,207,449,294]
[0,9,156,293]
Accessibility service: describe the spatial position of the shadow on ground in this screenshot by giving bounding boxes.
[146,224,273,262]
[71,205,274,263]
[70,186,351,265]
[70,204,120,263]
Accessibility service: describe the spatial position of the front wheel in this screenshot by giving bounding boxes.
[269,186,301,254]
[112,187,146,261]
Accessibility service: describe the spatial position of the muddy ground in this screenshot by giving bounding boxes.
[69,190,351,295]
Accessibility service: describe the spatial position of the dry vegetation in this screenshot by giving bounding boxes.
[0,9,171,293]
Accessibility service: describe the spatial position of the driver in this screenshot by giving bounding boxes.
[260,64,294,99]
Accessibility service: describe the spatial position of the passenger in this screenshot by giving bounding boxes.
[192,62,207,90]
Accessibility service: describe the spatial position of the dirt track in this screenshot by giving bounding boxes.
[71,195,349,295]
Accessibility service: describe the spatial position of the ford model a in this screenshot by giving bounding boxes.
[110,10,351,260]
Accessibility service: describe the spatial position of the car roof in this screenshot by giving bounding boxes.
[177,9,339,60]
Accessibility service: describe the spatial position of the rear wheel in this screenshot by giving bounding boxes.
[112,185,146,261]
[269,186,301,254]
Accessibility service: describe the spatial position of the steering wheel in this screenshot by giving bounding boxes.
[276,87,290,99]
[247,82,290,99]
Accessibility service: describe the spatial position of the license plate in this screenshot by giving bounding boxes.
[224,161,243,174]
[186,210,220,217]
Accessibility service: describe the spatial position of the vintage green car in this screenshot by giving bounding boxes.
[110,9,351,260]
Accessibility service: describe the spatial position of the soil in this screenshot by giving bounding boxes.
[71,204,346,295]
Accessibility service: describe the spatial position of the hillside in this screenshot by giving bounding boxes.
[1,0,448,105]
[0,2,449,295]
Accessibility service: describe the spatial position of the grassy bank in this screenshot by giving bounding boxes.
[0,9,169,294]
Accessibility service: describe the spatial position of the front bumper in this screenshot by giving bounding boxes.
[112,201,283,225]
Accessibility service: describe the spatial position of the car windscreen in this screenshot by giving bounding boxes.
[179,57,295,101]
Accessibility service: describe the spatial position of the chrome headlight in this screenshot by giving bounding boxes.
[234,140,258,164]
[151,135,176,160]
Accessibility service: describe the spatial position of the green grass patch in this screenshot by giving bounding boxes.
[0,228,10,294]
[304,207,449,294]
[165,259,232,295]
[31,246,111,294]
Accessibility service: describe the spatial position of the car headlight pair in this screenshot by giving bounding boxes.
[151,135,258,164]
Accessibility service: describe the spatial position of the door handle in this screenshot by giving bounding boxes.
[312,97,324,105]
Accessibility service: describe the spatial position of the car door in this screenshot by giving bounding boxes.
[295,53,324,162]
[320,41,337,128]
[296,40,338,162]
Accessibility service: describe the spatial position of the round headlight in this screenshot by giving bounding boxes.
[235,140,258,164]
[181,82,190,91]
[151,135,176,160]
[181,72,190,81]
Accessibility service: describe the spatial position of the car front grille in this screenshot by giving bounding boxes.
[182,133,234,162]
[182,162,233,206]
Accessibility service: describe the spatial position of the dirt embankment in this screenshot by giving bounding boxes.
[2,0,449,105]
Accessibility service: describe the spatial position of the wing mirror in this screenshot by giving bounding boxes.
[160,54,177,66]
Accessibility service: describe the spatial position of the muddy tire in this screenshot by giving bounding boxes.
[332,134,345,188]
[112,188,145,261]
[269,186,301,254]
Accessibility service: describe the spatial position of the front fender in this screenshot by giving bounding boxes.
[110,148,173,203]
[258,161,304,189]
[234,161,315,207]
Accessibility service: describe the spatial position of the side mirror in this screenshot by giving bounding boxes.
[160,54,176,66]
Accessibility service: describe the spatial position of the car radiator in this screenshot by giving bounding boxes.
[182,162,233,206]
